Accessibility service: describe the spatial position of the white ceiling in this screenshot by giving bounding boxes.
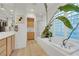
[0,3,65,20]
[0,3,63,14]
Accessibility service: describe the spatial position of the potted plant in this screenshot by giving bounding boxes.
[41,3,52,42]
[41,24,52,42]
[41,3,79,46]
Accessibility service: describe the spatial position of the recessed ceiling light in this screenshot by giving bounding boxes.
[1,8,5,11]
[10,10,14,12]
[30,9,34,12]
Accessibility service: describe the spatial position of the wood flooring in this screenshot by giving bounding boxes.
[11,40,47,56]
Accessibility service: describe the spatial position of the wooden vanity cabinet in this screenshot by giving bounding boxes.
[0,35,15,56]
[6,36,12,56]
[11,35,15,50]
[0,38,6,56]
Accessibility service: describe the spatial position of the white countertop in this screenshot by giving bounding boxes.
[0,31,15,40]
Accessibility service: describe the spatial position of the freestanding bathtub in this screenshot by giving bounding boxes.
[36,36,79,56]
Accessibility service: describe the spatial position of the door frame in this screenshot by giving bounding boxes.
[27,17,35,40]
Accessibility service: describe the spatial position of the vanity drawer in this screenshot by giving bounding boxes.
[0,45,6,56]
[0,39,6,47]
[0,49,6,56]
[0,39,6,56]
[6,36,12,56]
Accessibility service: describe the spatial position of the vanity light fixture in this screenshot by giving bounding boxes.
[30,9,34,12]
[10,9,14,14]
[10,9,14,12]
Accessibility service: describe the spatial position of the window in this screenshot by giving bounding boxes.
[53,11,64,36]
[53,19,64,36]
[67,11,79,40]
[52,4,79,40]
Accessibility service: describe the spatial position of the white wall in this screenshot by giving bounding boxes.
[47,3,65,23]
[36,16,46,38]
[15,23,27,49]
[15,10,27,49]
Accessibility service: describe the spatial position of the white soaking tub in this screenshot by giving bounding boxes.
[36,36,79,56]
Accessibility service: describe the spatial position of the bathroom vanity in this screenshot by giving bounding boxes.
[0,32,15,56]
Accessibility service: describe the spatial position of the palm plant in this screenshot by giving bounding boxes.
[58,4,79,47]
[41,3,79,47]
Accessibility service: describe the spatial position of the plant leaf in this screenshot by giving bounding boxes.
[56,16,73,29]
[58,4,79,12]
[41,24,52,38]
